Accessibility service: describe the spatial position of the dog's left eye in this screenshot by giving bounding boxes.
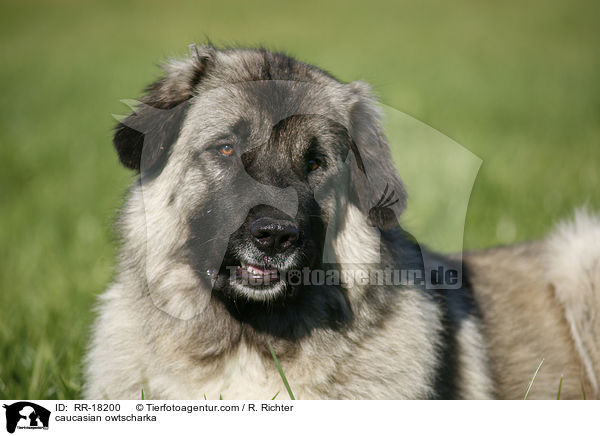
[218,145,234,156]
[307,159,320,172]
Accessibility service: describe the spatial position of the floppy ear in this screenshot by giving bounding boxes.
[113,45,214,172]
[346,81,407,229]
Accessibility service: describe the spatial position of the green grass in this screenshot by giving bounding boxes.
[268,344,295,400]
[1,0,599,399]
[557,376,563,400]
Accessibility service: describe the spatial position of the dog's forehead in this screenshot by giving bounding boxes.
[183,80,351,141]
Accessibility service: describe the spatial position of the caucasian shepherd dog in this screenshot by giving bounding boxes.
[85,45,600,399]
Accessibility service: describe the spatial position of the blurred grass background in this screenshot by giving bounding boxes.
[0,0,599,399]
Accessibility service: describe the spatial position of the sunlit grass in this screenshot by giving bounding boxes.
[523,359,544,400]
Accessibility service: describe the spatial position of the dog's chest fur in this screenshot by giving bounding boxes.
[154,343,287,400]
[84,279,465,399]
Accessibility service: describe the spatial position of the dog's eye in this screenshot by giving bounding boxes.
[307,159,320,172]
[218,145,234,156]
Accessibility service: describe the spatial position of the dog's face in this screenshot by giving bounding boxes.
[202,110,356,302]
[114,47,406,317]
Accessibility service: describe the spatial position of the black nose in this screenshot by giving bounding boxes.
[250,217,299,253]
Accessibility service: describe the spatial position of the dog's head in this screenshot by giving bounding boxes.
[115,46,406,318]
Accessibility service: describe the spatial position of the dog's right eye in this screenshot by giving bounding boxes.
[218,145,234,156]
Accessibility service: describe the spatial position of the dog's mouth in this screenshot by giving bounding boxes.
[222,258,289,301]
[221,247,305,299]
[235,261,281,286]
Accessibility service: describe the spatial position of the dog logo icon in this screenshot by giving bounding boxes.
[2,402,50,433]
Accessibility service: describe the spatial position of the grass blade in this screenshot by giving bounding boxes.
[268,343,295,400]
[556,375,563,400]
[141,389,144,400]
[523,358,544,400]
[271,391,280,400]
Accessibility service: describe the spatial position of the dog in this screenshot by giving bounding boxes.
[84,45,600,399]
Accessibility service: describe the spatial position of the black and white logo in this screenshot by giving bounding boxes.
[2,402,50,434]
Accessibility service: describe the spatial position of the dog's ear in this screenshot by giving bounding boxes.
[114,45,215,172]
[346,81,407,229]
